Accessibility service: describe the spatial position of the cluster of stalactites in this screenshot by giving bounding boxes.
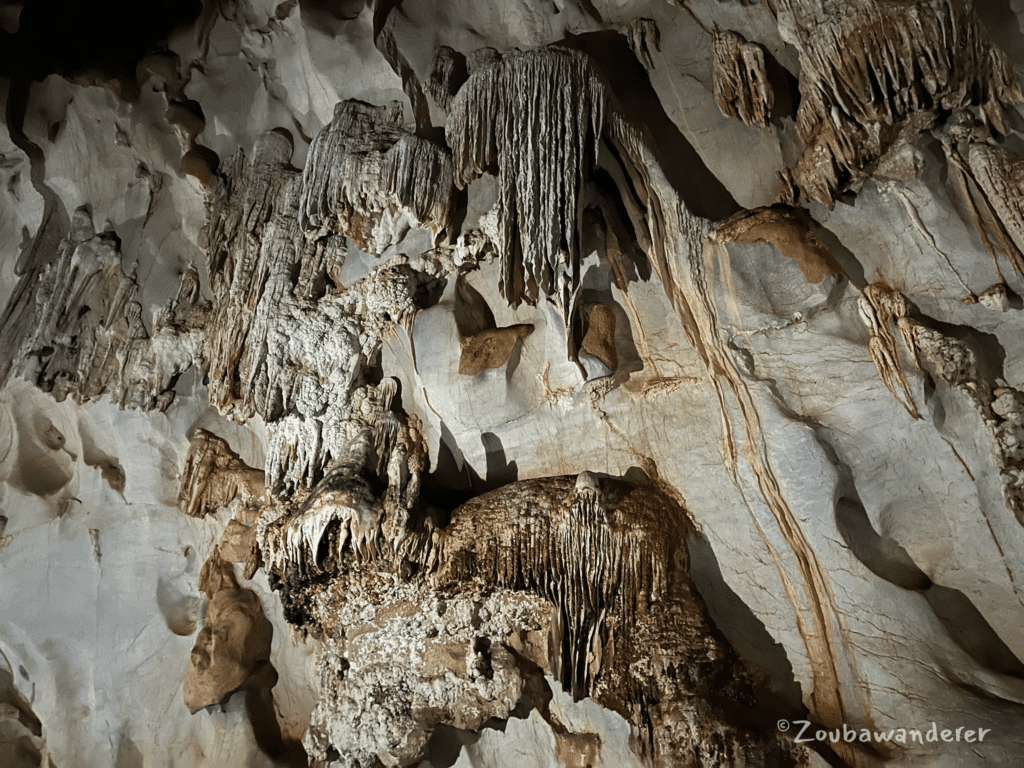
[202,133,297,313]
[178,429,267,519]
[258,378,429,580]
[776,0,1022,206]
[299,101,457,250]
[858,281,922,419]
[383,134,457,235]
[201,135,311,422]
[431,473,674,699]
[299,100,406,240]
[713,30,774,128]
[200,131,374,504]
[260,430,384,578]
[446,48,608,329]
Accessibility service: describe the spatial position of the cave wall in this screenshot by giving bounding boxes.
[4,1,1024,766]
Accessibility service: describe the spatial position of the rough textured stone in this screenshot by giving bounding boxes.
[5,1,1024,767]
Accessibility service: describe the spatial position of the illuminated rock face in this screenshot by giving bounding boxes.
[5,1,1024,767]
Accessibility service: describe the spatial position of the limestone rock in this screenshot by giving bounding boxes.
[0,206,203,411]
[185,548,274,714]
[7,1,1024,767]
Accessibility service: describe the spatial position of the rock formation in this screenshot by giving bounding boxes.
[4,0,1024,766]
[714,30,774,129]
[776,0,1022,206]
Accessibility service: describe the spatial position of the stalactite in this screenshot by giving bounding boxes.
[858,281,921,419]
[299,100,407,250]
[943,120,1024,278]
[446,48,607,344]
[713,30,773,128]
[0,206,203,410]
[383,134,456,236]
[201,130,374,497]
[627,18,660,71]
[776,0,1021,206]
[177,429,266,519]
[426,45,469,112]
[258,379,427,576]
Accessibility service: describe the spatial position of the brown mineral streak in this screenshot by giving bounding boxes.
[606,122,869,731]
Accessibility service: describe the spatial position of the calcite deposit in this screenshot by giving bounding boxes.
[5,0,1024,766]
